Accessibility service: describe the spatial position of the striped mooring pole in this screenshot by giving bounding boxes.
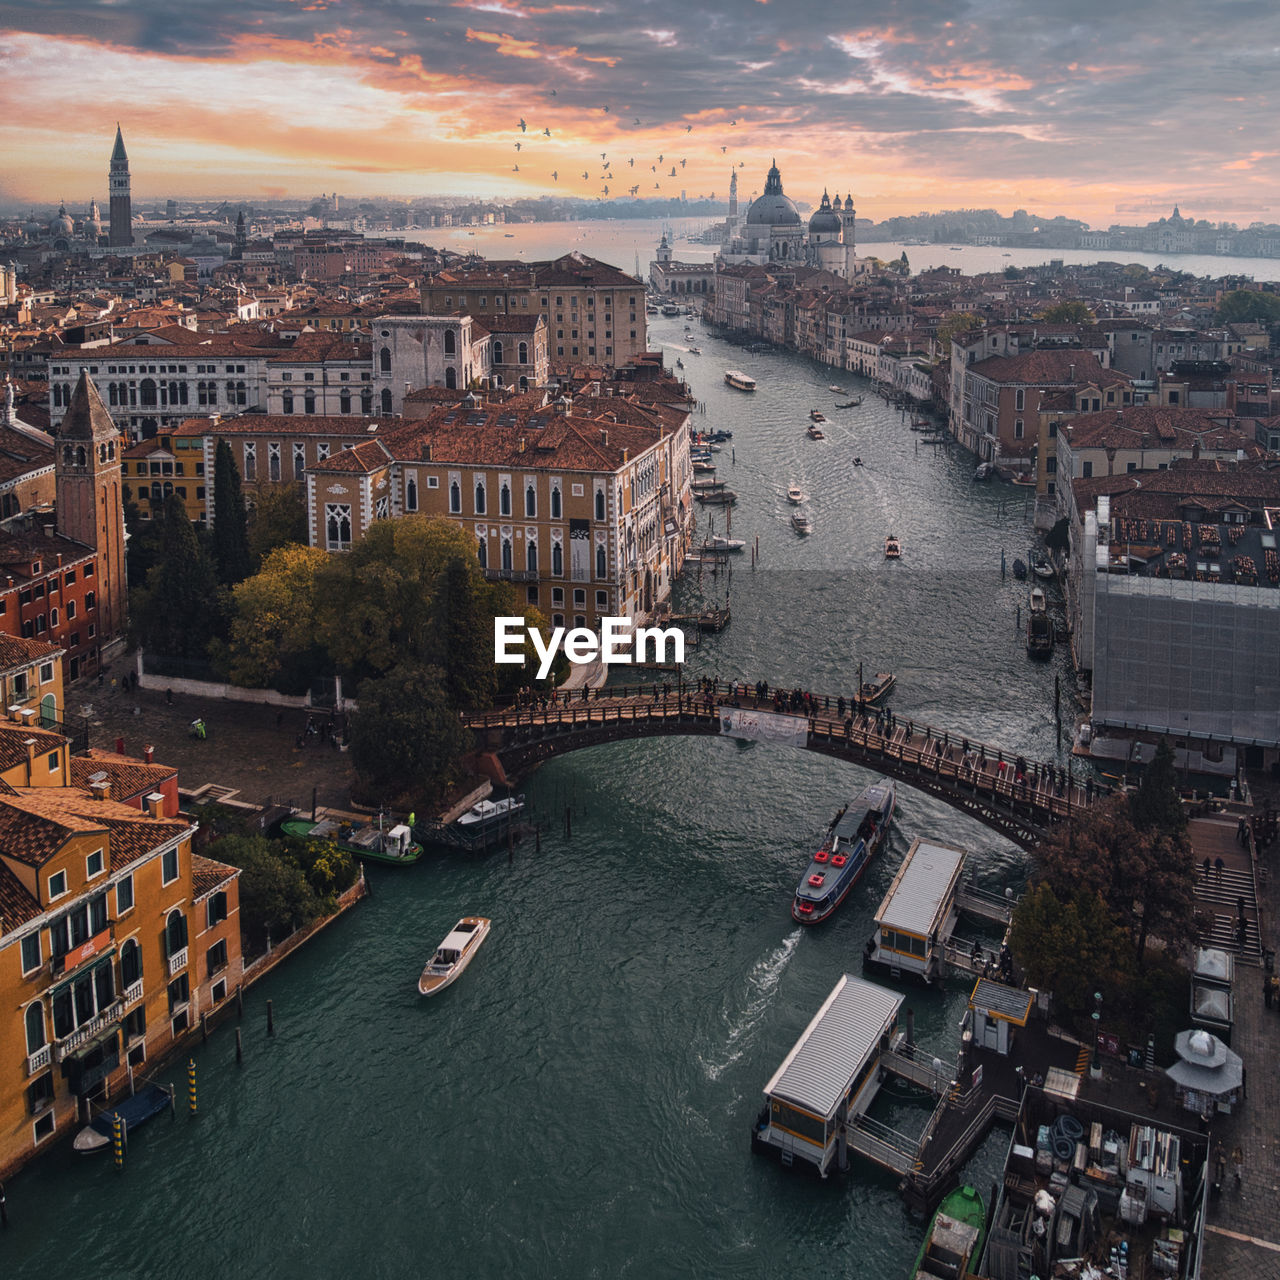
[187,1058,198,1117]
[112,1113,125,1170]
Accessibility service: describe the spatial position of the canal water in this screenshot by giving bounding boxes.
[5,314,1078,1277]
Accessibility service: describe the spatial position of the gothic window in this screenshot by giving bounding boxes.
[525,483,536,518]
[552,540,563,576]
[406,478,418,512]
[444,330,456,356]
[526,539,538,573]
[445,366,457,390]
[476,536,487,568]
[339,391,351,414]
[25,1001,45,1055]
[108,383,119,406]
[76,446,86,467]
[62,445,72,465]
[381,389,393,414]
[293,443,306,479]
[501,537,513,571]
[281,392,294,414]
[317,443,330,461]
[596,545,607,578]
[551,485,562,518]
[500,482,511,516]
[164,908,188,957]
[493,341,503,365]
[120,938,142,988]
[268,442,281,481]
[449,480,461,513]
[474,480,486,514]
[375,496,389,520]
[243,442,257,481]
[379,346,391,373]
[519,376,528,392]
[595,489,605,521]
[325,503,352,551]
[361,388,372,414]
[304,393,315,415]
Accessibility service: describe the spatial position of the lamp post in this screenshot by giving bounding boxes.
[1091,991,1103,1079]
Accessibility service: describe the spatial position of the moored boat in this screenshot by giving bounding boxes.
[693,459,717,473]
[1011,557,1027,580]
[1031,553,1054,580]
[457,795,525,835]
[703,534,746,552]
[912,1183,986,1279]
[687,345,701,355]
[791,512,812,535]
[695,488,737,505]
[724,369,757,391]
[1026,586,1053,658]
[418,917,491,995]
[974,462,994,480]
[884,534,902,559]
[73,1083,173,1154]
[792,780,896,924]
[787,484,807,504]
[809,409,827,422]
[281,813,423,865]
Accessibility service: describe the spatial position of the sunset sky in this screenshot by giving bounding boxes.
[2,0,1277,226]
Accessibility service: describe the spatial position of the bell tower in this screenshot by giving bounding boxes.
[109,124,133,248]
[56,373,127,662]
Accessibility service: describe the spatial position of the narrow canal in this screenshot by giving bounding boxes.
[3,312,1078,1278]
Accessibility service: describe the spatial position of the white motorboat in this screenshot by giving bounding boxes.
[457,796,525,834]
[724,370,757,391]
[787,485,807,505]
[418,917,491,995]
[791,512,813,535]
[704,535,746,552]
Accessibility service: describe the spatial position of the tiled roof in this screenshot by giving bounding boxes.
[315,439,392,473]
[1066,406,1258,452]
[0,862,40,931]
[969,349,1107,385]
[0,635,63,672]
[173,414,384,439]
[70,749,177,802]
[0,724,67,775]
[192,853,239,900]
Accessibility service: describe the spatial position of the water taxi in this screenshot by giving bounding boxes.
[792,781,896,924]
[787,485,806,504]
[687,345,701,355]
[858,671,896,706]
[829,385,846,395]
[724,370,757,391]
[791,512,812,535]
[913,1184,986,1279]
[703,534,746,552]
[835,396,863,409]
[806,425,825,440]
[1026,587,1053,658]
[281,813,423,865]
[693,458,717,473]
[418,917,491,995]
[752,974,903,1176]
[884,534,902,559]
[457,795,525,836]
[809,409,827,422]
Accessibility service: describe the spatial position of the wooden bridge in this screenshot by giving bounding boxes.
[465,681,1108,847]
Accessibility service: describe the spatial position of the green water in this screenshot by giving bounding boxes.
[3,315,1071,1278]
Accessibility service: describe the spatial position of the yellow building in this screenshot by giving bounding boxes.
[0,730,241,1177]
[0,634,65,730]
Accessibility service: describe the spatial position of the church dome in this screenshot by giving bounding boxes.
[745,161,801,227]
[49,203,74,236]
[808,190,842,236]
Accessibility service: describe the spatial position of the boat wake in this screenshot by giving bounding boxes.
[699,929,801,1082]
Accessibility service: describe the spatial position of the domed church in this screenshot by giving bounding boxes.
[719,161,867,280]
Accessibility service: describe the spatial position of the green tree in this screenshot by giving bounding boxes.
[212,440,253,586]
[936,312,982,350]
[221,544,330,690]
[1214,289,1280,326]
[348,662,473,807]
[132,494,228,660]
[1129,738,1186,836]
[209,834,328,954]
[1040,300,1094,324]
[430,555,499,710]
[247,483,308,567]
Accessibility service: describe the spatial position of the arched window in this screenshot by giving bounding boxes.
[474,480,486,514]
[76,446,86,467]
[379,346,391,372]
[596,545,607,578]
[476,537,487,568]
[526,540,538,573]
[62,445,73,465]
[139,379,157,406]
[499,483,511,516]
[381,388,393,414]
[25,1000,45,1055]
[551,485,562,518]
[406,478,418,512]
[445,366,457,390]
[525,484,536,517]
[493,341,503,365]
[281,392,293,415]
[361,388,372,414]
[443,329,456,356]
[501,537,513,571]
[595,490,605,521]
[519,376,528,392]
[518,342,528,364]
[121,938,142,988]
[449,480,461,513]
[108,383,119,406]
[150,482,162,504]
[164,908,187,957]
[552,541,563,576]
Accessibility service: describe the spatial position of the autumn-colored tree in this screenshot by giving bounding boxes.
[1039,301,1094,324]
[936,312,982,351]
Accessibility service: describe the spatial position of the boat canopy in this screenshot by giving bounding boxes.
[875,838,967,940]
[762,974,902,1122]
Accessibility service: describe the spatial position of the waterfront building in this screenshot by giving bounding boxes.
[108,125,132,249]
[0,737,241,1178]
[303,383,693,629]
[648,232,715,297]
[422,254,648,369]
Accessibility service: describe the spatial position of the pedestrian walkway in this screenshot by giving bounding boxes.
[1202,779,1280,1279]
[1192,817,1262,959]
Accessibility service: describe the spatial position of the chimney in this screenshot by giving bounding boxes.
[88,769,110,802]
[144,744,154,764]
[1069,363,1076,380]
[42,523,54,538]
[144,791,164,819]
[17,707,36,726]
[600,428,609,446]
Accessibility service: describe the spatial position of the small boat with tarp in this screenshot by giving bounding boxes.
[884,534,902,559]
[1026,586,1053,658]
[281,813,423,865]
[792,780,896,924]
[912,1183,986,1279]
[73,1082,173,1154]
[418,916,491,995]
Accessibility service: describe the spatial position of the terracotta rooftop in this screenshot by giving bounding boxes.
[192,852,239,899]
[0,634,64,672]
[70,748,177,802]
[1065,406,1260,453]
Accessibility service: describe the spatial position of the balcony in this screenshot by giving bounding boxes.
[168,946,188,977]
[26,1044,51,1076]
[123,978,144,1007]
[483,567,539,583]
[53,999,123,1062]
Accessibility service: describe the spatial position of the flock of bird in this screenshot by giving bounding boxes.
[509,95,746,199]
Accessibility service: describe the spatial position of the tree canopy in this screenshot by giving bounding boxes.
[247,483,309,567]
[212,439,253,586]
[1214,289,1280,326]
[1039,300,1094,324]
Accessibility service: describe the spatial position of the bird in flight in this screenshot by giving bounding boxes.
[513,164,519,172]
[552,170,559,181]
[721,146,727,153]
[518,118,526,132]
[629,184,639,196]
[730,119,737,126]
[601,152,607,160]
[628,157,634,167]
[602,104,610,112]
[658,154,663,162]
[669,166,677,177]
[543,127,551,137]
[653,182,660,189]
[549,88,557,97]
[581,170,589,179]
[680,158,686,168]
[634,117,641,125]
[515,142,522,151]
[685,125,692,133]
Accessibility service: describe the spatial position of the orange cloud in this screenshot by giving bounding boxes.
[465,28,545,59]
